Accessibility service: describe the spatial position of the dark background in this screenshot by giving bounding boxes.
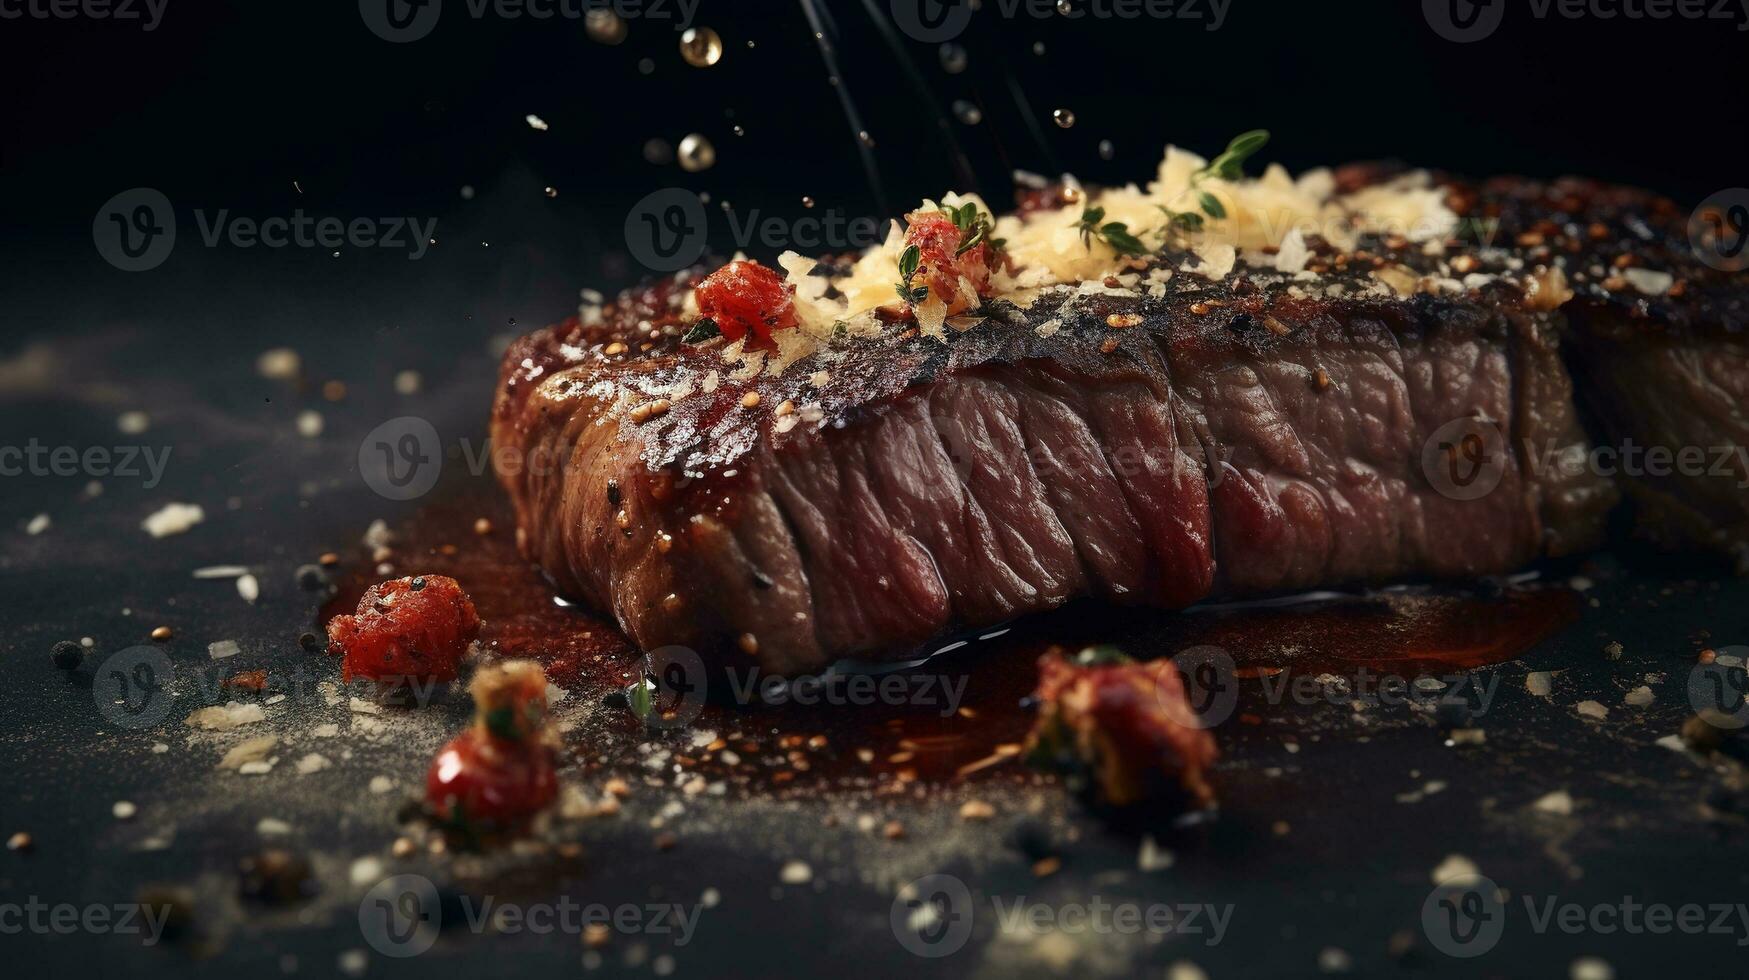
[3,0,1747,345]
[3,4,1749,980]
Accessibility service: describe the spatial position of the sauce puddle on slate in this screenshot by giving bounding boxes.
[323,487,1579,796]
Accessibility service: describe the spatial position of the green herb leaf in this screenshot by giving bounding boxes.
[1198,191,1227,219]
[1099,222,1149,258]
[898,243,920,281]
[894,243,927,306]
[1072,644,1134,667]
[682,318,722,344]
[484,706,520,740]
[628,677,653,719]
[1201,129,1270,183]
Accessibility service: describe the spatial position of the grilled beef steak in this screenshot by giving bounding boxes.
[491,169,1744,675]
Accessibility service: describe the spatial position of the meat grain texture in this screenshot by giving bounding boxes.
[492,173,1746,674]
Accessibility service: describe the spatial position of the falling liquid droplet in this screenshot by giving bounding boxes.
[732,125,746,137]
[938,43,967,74]
[544,186,558,198]
[679,27,723,67]
[1032,41,1047,56]
[1057,0,1073,14]
[1098,139,1115,160]
[952,100,983,126]
[857,130,876,148]
[585,9,626,45]
[1052,108,1076,129]
[802,196,816,208]
[459,185,475,200]
[643,138,674,165]
[678,134,717,172]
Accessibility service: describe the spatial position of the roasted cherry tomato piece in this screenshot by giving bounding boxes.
[1025,647,1218,810]
[693,259,797,346]
[327,574,481,686]
[426,661,558,837]
[902,209,994,314]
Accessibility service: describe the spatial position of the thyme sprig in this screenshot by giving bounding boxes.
[943,201,1002,256]
[1076,206,1151,258]
[894,243,928,305]
[1155,129,1270,244]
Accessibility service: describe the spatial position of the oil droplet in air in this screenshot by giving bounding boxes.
[638,58,655,75]
[1052,109,1076,129]
[857,130,876,148]
[802,196,816,209]
[938,43,967,74]
[679,27,723,67]
[544,187,558,198]
[1032,41,1047,56]
[1098,139,1115,160]
[643,138,674,165]
[732,125,746,137]
[678,134,717,173]
[953,100,982,126]
[585,10,626,45]
[1057,0,1073,14]
[460,186,475,200]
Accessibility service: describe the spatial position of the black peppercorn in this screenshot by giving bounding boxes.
[51,640,83,670]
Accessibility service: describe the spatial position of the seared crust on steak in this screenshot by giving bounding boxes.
[492,170,1748,672]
